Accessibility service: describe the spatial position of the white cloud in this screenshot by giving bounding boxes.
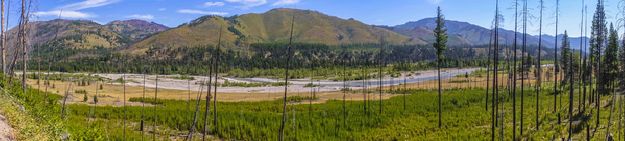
[204,2,225,7]
[427,0,442,4]
[126,14,154,20]
[158,8,167,11]
[177,9,228,15]
[35,0,118,19]
[225,0,267,8]
[33,10,94,19]
[60,0,120,11]
[272,0,300,6]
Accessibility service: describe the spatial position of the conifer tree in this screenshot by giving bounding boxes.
[433,6,447,128]
[604,24,618,93]
[590,0,607,127]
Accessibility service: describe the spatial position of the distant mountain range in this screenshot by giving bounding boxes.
[386,18,588,50]
[16,8,587,54]
[126,8,417,54]
[8,19,168,49]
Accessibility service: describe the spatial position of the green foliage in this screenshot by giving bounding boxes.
[83,93,88,102]
[216,80,289,87]
[0,73,619,140]
[590,1,608,95]
[603,24,619,91]
[166,75,195,80]
[93,95,99,104]
[560,32,572,87]
[31,43,494,75]
[285,96,318,102]
[75,89,88,94]
[303,83,319,88]
[128,97,165,105]
[433,6,448,60]
[27,73,106,82]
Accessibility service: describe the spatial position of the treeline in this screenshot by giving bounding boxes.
[28,42,555,75]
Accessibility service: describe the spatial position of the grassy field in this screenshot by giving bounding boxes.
[24,67,553,106]
[3,70,616,140]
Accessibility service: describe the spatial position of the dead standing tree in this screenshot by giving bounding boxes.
[278,14,296,141]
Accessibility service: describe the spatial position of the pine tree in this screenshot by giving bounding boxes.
[620,31,625,94]
[605,24,619,139]
[604,24,618,93]
[590,0,607,127]
[562,31,573,140]
[579,0,586,112]
[433,6,447,128]
[561,35,571,87]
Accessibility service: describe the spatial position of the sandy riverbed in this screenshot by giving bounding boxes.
[95,68,478,93]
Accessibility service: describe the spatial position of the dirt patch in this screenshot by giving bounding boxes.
[0,114,15,141]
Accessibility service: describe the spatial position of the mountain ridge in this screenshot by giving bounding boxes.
[125,8,422,54]
[7,19,169,50]
[390,17,589,50]
[19,8,589,53]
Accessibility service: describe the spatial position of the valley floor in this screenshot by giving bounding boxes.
[24,68,480,106]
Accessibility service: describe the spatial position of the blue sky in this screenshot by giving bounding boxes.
[22,0,625,36]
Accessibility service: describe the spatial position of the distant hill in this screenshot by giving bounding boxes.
[389,18,589,50]
[7,19,168,49]
[105,19,169,42]
[126,8,421,54]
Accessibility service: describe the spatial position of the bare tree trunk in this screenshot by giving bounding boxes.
[568,43,574,140]
[554,0,560,125]
[521,0,528,135]
[492,0,500,138]
[140,70,145,139]
[403,73,406,113]
[186,78,205,140]
[278,15,295,141]
[122,71,126,139]
[152,70,159,140]
[580,0,586,112]
[20,0,27,94]
[512,0,518,139]
[200,27,222,140]
[212,27,223,134]
[378,44,384,115]
[1,0,4,74]
[536,0,543,130]
[341,46,347,128]
[44,12,62,103]
[201,57,214,141]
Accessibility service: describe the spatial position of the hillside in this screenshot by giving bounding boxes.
[105,19,169,41]
[391,18,589,50]
[7,19,168,49]
[127,8,421,54]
